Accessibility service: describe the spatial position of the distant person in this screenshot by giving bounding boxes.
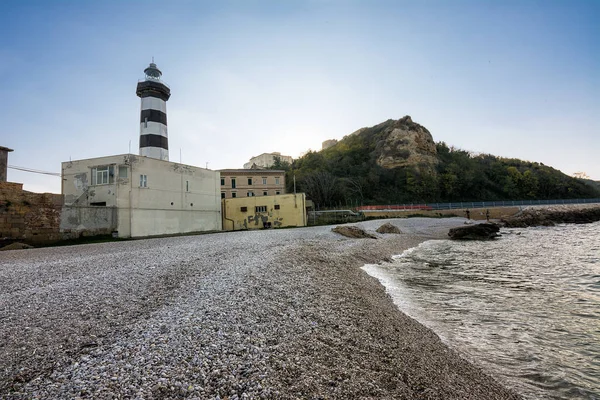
[465,209,471,220]
[486,209,490,222]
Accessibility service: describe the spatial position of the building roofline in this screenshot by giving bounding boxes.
[0,146,14,152]
[62,153,214,171]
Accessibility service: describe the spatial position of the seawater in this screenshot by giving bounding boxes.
[363,221,600,400]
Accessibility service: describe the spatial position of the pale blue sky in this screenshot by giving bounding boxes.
[1,0,598,193]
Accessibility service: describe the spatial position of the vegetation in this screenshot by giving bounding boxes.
[271,135,600,209]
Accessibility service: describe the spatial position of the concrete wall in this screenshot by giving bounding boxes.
[60,206,118,236]
[0,147,13,182]
[0,181,65,245]
[222,193,306,231]
[360,207,521,220]
[62,154,222,238]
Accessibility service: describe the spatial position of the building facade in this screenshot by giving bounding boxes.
[219,169,286,199]
[61,154,221,238]
[243,152,293,169]
[222,193,306,231]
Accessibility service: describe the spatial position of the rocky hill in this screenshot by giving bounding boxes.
[342,116,438,172]
[284,117,600,207]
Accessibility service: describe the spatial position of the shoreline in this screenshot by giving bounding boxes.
[0,218,521,399]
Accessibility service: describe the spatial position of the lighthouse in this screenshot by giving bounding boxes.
[136,61,171,161]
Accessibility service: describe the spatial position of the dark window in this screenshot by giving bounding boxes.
[232,192,237,198]
[220,178,225,186]
[255,206,267,213]
[263,191,268,196]
[241,206,248,212]
[90,202,107,206]
[276,191,280,195]
[231,178,236,189]
[221,192,225,199]
[274,204,280,210]
[248,178,252,185]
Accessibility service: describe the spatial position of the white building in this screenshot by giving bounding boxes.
[60,62,222,238]
[243,152,293,169]
[61,154,221,238]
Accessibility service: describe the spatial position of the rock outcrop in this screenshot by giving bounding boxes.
[0,242,34,251]
[376,223,402,234]
[448,223,500,240]
[502,207,600,228]
[364,116,439,172]
[332,225,377,239]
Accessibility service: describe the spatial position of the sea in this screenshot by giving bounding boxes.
[363,221,600,400]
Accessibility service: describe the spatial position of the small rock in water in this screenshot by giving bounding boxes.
[448,223,500,240]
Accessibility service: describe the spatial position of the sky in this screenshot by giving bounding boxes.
[1,0,598,193]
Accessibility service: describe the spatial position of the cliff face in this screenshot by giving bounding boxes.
[368,116,439,171]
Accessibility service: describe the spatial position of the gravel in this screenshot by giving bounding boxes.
[0,217,521,399]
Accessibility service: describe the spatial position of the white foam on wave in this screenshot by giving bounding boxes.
[361,241,446,339]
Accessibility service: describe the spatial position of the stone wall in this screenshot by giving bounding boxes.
[0,182,64,246]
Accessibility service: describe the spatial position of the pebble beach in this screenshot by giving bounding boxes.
[0,217,521,399]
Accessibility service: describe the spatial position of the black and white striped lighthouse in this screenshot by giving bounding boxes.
[136,62,171,160]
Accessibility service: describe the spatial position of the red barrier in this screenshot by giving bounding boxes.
[356,205,433,211]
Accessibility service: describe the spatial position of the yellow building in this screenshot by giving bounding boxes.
[222,193,306,231]
[219,169,286,199]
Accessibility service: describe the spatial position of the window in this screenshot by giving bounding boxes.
[276,191,280,195]
[118,166,128,179]
[220,178,225,186]
[274,204,280,210]
[90,201,106,206]
[248,178,252,185]
[232,192,237,198]
[262,178,267,185]
[263,191,268,196]
[186,180,189,192]
[91,165,113,185]
[140,174,147,188]
[231,178,236,189]
[144,117,148,128]
[241,206,248,212]
[247,191,254,197]
[255,206,267,213]
[221,192,225,199]
[275,177,280,185]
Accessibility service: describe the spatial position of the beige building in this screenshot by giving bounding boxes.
[219,169,286,199]
[61,154,222,238]
[222,193,306,231]
[243,152,293,169]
